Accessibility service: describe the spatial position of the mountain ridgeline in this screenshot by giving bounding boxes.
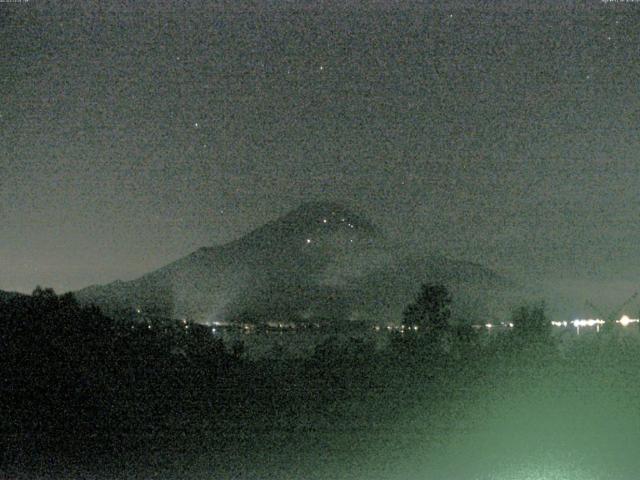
[75,202,516,326]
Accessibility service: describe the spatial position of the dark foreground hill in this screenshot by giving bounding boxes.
[0,290,26,302]
[76,202,518,325]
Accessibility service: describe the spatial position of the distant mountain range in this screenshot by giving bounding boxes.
[75,201,520,325]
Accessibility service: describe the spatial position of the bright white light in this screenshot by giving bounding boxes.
[571,318,605,328]
[306,238,312,244]
[485,323,493,328]
[553,319,597,328]
[322,218,327,223]
[618,315,639,327]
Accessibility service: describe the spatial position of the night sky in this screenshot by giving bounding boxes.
[2,1,639,312]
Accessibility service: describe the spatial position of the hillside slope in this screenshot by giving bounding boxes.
[76,202,517,325]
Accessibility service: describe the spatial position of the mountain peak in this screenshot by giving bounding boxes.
[287,200,358,217]
[268,201,377,236]
[224,201,380,260]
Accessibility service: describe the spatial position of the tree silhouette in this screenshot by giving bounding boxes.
[32,285,58,308]
[403,283,452,332]
[511,301,551,341]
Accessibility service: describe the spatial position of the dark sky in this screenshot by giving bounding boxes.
[2,1,639,311]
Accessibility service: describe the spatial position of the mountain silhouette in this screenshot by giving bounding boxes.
[75,202,515,325]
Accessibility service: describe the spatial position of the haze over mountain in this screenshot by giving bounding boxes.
[76,202,519,326]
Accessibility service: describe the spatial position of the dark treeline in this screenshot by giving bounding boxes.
[1,284,628,479]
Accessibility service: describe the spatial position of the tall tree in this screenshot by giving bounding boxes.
[403,283,452,332]
[511,301,551,340]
